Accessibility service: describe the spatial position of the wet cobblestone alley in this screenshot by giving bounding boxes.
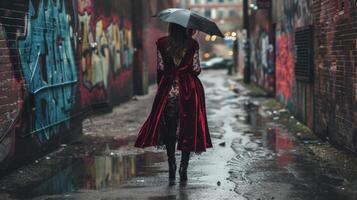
[0,70,357,200]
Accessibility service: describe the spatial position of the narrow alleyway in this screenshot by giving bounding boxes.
[0,70,356,200]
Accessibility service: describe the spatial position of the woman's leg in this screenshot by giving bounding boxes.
[164,108,178,182]
[166,141,176,182]
[179,151,190,181]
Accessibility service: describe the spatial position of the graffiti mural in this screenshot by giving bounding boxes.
[275,34,294,107]
[249,9,274,94]
[274,0,313,108]
[77,0,134,107]
[0,0,175,169]
[17,0,78,143]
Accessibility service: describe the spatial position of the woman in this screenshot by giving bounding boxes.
[135,23,212,183]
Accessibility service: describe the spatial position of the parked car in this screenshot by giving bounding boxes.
[201,57,225,69]
[201,57,233,70]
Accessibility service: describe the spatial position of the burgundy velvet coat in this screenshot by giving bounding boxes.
[135,36,212,152]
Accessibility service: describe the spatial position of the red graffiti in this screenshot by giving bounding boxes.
[275,33,294,104]
[77,0,94,15]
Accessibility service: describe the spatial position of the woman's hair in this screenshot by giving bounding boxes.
[167,23,195,57]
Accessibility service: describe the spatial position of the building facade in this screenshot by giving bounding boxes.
[187,0,243,31]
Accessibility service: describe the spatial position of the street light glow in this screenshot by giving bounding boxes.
[205,35,211,41]
[211,35,217,41]
[203,53,210,59]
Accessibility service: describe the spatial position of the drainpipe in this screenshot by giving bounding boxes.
[243,0,251,84]
[132,0,147,95]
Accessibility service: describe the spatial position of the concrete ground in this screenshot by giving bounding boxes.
[0,70,357,200]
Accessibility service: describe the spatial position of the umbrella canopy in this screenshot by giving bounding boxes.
[153,8,225,38]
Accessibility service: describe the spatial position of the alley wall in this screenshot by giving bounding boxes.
[0,0,173,169]
[313,0,357,151]
[249,7,275,95]
[273,0,314,128]
[246,0,357,152]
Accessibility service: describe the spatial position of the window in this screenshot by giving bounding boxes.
[229,10,236,17]
[205,9,211,17]
[217,10,224,18]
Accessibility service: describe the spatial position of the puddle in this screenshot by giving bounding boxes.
[229,99,357,200]
[11,148,166,199]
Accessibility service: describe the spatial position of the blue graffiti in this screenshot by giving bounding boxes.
[18,0,77,142]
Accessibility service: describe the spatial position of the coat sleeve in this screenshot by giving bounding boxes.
[156,42,164,85]
[192,40,201,76]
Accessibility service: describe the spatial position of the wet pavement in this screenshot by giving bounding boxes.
[0,70,357,200]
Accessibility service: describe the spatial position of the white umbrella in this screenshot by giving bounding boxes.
[154,8,225,38]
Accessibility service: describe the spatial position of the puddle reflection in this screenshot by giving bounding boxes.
[244,103,295,168]
[267,128,295,167]
[245,104,263,131]
[16,151,166,198]
[267,128,294,152]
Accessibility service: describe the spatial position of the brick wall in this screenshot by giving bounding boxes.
[0,21,23,166]
[313,0,357,151]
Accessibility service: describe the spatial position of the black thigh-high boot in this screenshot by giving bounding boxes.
[166,142,176,183]
[163,97,179,184]
[179,151,190,181]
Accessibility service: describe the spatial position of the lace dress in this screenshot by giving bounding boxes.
[157,48,201,145]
